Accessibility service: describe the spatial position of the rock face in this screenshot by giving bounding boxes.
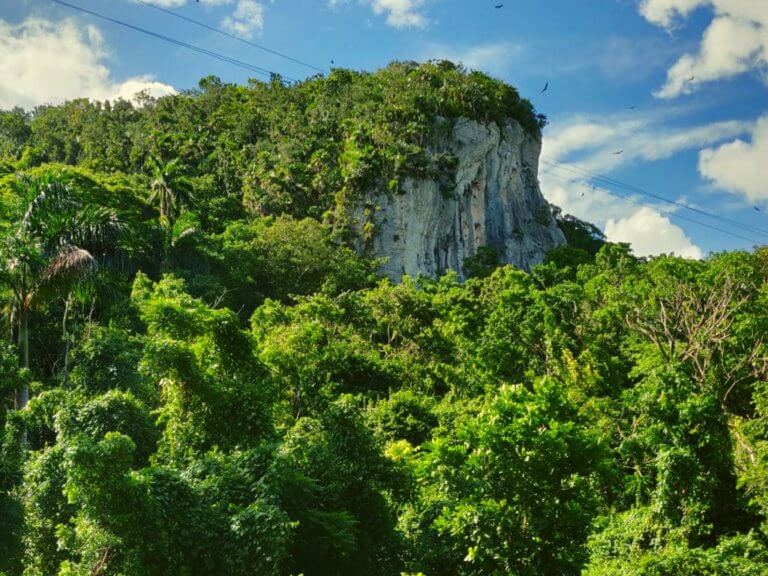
[353,117,565,281]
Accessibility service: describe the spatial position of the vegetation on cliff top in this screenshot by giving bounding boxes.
[0,61,545,223]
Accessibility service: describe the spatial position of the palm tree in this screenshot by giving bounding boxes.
[146,156,195,271]
[0,173,125,409]
[146,156,194,228]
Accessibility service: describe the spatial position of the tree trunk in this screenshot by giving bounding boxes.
[61,294,72,387]
[15,306,29,410]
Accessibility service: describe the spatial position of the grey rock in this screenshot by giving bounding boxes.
[352,117,565,281]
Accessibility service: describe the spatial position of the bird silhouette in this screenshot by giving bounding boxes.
[754,206,761,212]
[629,105,636,110]
[541,82,549,93]
[686,75,696,82]
[495,4,504,8]
[612,150,624,155]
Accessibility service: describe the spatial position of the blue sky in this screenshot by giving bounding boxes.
[1,0,767,258]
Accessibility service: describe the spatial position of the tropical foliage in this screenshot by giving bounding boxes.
[0,63,767,576]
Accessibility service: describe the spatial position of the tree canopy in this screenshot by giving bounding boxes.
[1,62,767,576]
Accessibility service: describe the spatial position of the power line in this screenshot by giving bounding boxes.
[456,128,768,241]
[541,165,763,246]
[541,159,768,239]
[50,0,296,82]
[543,159,768,238]
[543,166,762,245]
[134,0,326,75]
[448,124,762,245]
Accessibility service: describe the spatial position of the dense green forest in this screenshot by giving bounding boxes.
[1,61,768,576]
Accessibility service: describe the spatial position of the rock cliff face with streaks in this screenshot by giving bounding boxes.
[352,117,565,281]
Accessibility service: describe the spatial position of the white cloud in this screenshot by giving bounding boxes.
[371,0,427,28]
[420,42,521,75]
[138,0,187,6]
[537,107,742,259]
[109,77,178,102]
[542,172,703,259]
[221,0,266,38]
[605,207,703,258]
[543,176,637,223]
[139,0,234,6]
[138,0,266,38]
[639,0,768,98]
[330,0,428,28]
[542,108,750,173]
[0,18,175,109]
[639,0,708,28]
[699,114,768,204]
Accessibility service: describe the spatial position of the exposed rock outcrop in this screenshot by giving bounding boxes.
[352,117,565,281]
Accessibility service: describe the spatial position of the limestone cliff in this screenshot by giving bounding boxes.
[352,117,565,281]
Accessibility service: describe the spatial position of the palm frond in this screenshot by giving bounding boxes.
[164,157,182,175]
[41,247,96,283]
[33,246,97,305]
[145,154,164,176]
[56,206,126,255]
[147,186,161,204]
[171,227,198,247]
[18,176,77,236]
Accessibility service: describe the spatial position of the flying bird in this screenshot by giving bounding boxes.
[495,4,504,8]
[686,75,696,82]
[629,105,636,110]
[612,150,624,155]
[541,82,549,93]
[754,206,761,212]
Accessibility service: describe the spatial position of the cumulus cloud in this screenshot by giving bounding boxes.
[698,114,768,205]
[221,0,266,38]
[639,0,708,27]
[370,0,427,28]
[420,42,521,75]
[537,107,733,259]
[542,173,704,259]
[605,206,703,258]
[108,78,177,102]
[0,18,175,109]
[330,0,428,28]
[638,0,768,98]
